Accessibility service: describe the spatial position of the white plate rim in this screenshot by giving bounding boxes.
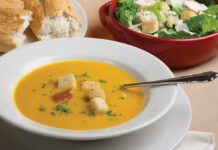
[170,86,192,150]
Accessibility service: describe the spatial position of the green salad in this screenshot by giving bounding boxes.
[114,0,218,39]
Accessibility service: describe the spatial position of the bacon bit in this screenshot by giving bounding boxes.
[52,92,73,102]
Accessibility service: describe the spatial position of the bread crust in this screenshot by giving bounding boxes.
[0,26,17,52]
[23,0,45,40]
[0,8,32,23]
[0,8,32,52]
[23,0,80,40]
[44,0,79,21]
[0,23,18,52]
[0,0,24,9]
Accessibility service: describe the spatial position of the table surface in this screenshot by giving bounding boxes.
[0,0,217,149]
[77,0,218,148]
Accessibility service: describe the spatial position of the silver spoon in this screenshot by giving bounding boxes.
[121,71,218,88]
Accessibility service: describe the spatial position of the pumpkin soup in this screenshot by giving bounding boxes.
[14,60,145,130]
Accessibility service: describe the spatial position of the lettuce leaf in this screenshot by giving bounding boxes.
[172,7,183,16]
[198,0,215,6]
[168,0,184,15]
[185,14,218,35]
[204,5,218,19]
[167,28,177,33]
[143,2,166,21]
[114,0,139,27]
[158,31,199,39]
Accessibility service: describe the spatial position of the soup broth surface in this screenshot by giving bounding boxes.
[14,60,145,130]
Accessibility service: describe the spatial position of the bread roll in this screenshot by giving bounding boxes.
[0,0,24,9]
[0,8,32,52]
[23,0,82,40]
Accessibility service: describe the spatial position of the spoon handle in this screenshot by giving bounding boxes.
[121,71,218,88]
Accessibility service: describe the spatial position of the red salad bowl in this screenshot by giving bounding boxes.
[99,0,218,69]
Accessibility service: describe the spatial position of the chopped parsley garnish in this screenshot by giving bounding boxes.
[47,79,53,84]
[120,96,125,100]
[42,93,47,96]
[88,113,95,116]
[82,72,88,77]
[112,90,115,93]
[41,83,46,88]
[105,110,117,117]
[50,112,56,116]
[62,108,69,113]
[106,110,112,114]
[56,104,63,110]
[55,104,71,114]
[80,111,86,114]
[99,79,107,83]
[39,106,45,111]
[109,118,113,121]
[32,89,37,92]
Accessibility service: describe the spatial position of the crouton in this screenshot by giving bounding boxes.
[181,11,197,21]
[142,20,159,33]
[88,88,106,99]
[81,81,100,91]
[58,74,76,89]
[90,97,108,114]
[166,16,180,28]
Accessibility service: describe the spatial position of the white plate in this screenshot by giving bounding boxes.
[71,0,88,37]
[0,38,177,140]
[0,86,191,150]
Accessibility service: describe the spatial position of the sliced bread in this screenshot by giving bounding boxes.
[0,8,32,52]
[0,0,24,9]
[23,0,82,40]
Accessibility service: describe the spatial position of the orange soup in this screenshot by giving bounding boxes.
[14,60,145,130]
